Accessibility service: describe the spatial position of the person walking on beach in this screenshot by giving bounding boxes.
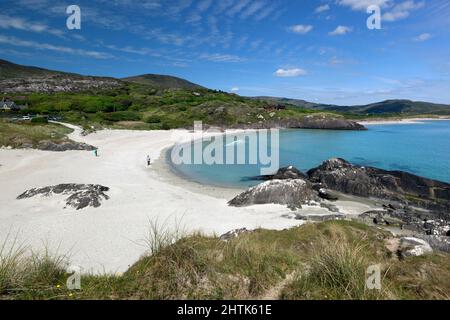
[94,148,98,157]
[147,155,151,166]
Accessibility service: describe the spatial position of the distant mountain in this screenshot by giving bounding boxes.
[123,74,204,90]
[255,97,450,116]
[0,59,203,93]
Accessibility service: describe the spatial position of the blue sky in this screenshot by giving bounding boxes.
[0,0,449,105]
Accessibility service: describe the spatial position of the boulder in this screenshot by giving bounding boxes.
[273,166,308,180]
[229,179,319,208]
[398,237,433,258]
[219,228,252,241]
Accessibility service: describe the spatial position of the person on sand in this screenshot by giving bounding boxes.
[94,149,98,157]
[147,155,151,166]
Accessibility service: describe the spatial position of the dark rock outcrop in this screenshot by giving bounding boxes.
[273,166,308,180]
[229,179,320,209]
[17,184,110,210]
[307,158,450,214]
[317,188,339,201]
[361,204,450,236]
[0,75,122,93]
[231,117,366,131]
[36,140,96,152]
[294,115,367,131]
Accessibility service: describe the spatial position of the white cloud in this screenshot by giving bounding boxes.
[0,14,63,36]
[288,24,313,34]
[338,0,391,11]
[413,33,431,41]
[383,1,425,22]
[241,1,266,19]
[200,53,245,62]
[231,87,240,92]
[227,0,252,16]
[0,35,113,59]
[315,4,330,13]
[274,68,307,77]
[329,25,352,36]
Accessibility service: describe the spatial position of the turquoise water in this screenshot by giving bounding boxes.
[172,121,450,188]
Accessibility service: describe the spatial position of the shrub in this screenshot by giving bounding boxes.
[101,111,142,122]
[31,117,48,124]
[145,115,162,124]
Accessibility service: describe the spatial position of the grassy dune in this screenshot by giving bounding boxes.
[1,221,449,300]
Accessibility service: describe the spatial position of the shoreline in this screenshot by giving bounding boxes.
[153,146,246,199]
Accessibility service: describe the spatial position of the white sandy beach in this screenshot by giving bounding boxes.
[0,124,376,274]
[360,117,450,125]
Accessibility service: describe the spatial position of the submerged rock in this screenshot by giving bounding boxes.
[229,179,319,208]
[17,184,110,210]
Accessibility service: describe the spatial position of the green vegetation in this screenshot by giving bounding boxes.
[1,221,448,300]
[0,118,73,148]
[4,85,328,130]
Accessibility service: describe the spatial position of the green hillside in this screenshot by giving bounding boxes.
[0,59,67,79]
[255,97,450,116]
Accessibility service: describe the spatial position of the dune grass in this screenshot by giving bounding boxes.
[1,221,449,300]
[0,234,68,299]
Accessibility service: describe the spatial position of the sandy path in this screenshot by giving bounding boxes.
[0,125,311,274]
